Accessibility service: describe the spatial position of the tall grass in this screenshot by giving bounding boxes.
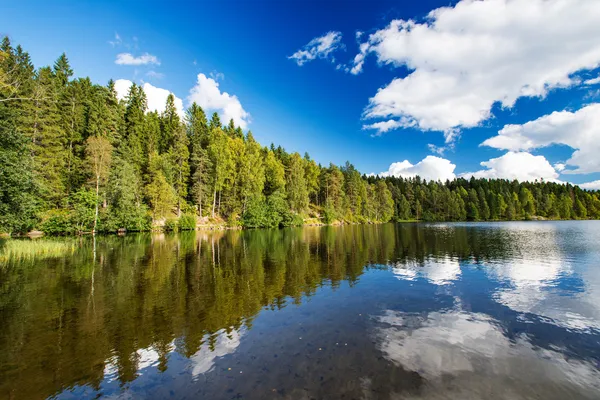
[0,239,77,264]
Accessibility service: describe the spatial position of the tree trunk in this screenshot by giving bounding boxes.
[93,174,99,234]
[218,190,222,215]
[198,189,202,218]
[212,185,217,218]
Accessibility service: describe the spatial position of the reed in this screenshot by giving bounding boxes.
[0,239,77,264]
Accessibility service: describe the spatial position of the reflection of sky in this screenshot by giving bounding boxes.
[61,327,245,399]
[482,223,600,333]
[189,328,244,376]
[392,256,461,285]
[392,222,600,333]
[374,308,600,397]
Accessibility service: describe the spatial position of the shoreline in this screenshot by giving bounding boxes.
[2,217,598,239]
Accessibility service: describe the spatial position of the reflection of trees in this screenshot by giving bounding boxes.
[0,225,402,399]
[0,222,557,399]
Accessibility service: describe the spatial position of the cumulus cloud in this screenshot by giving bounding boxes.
[375,155,456,182]
[585,76,600,85]
[355,0,600,136]
[461,152,559,182]
[114,79,184,117]
[482,104,600,174]
[580,180,600,190]
[288,31,344,66]
[187,73,250,129]
[115,52,160,66]
[554,163,566,172]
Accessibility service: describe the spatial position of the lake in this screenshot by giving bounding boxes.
[1,221,600,399]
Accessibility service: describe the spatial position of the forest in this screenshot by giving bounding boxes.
[1,37,600,235]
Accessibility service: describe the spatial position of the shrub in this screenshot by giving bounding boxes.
[323,204,336,224]
[164,218,178,232]
[281,211,304,227]
[178,214,197,231]
[242,197,268,228]
[40,209,73,235]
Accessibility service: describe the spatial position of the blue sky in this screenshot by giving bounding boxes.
[2,0,600,188]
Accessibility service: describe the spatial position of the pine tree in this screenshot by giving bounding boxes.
[264,150,285,196]
[160,94,179,153]
[171,124,190,216]
[30,67,68,206]
[239,132,265,212]
[286,153,309,213]
[146,152,176,218]
[208,127,233,217]
[122,83,147,171]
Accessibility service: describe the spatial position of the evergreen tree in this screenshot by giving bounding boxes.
[171,124,190,216]
[1,37,599,234]
[160,94,179,153]
[286,153,309,213]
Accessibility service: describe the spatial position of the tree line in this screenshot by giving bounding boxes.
[1,37,599,234]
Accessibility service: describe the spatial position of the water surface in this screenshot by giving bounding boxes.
[1,222,600,399]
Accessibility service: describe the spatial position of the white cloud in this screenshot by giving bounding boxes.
[187,73,250,129]
[114,79,184,117]
[209,71,225,81]
[115,52,160,66]
[108,32,122,47]
[482,103,600,174]
[585,76,600,85]
[580,180,600,190]
[146,70,164,80]
[461,152,559,182]
[355,0,600,136]
[288,31,344,66]
[362,118,415,134]
[554,163,566,172]
[376,155,456,182]
[427,143,447,155]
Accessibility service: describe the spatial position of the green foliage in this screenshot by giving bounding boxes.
[1,37,599,237]
[164,218,178,232]
[0,124,38,233]
[323,203,337,224]
[281,211,304,227]
[40,209,73,235]
[242,197,269,228]
[178,214,197,230]
[70,188,97,233]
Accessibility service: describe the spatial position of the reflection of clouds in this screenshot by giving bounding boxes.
[377,310,506,377]
[491,256,569,313]
[99,329,243,388]
[189,328,245,376]
[375,309,600,396]
[137,346,161,370]
[488,254,600,332]
[392,256,460,285]
[102,357,118,384]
